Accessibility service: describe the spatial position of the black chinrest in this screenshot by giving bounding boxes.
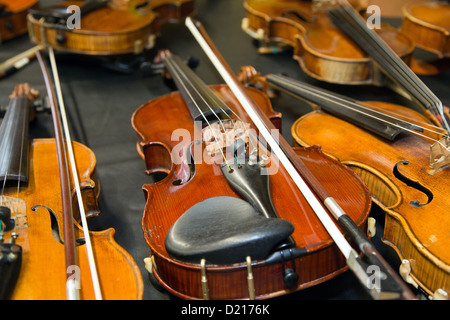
[165,196,294,264]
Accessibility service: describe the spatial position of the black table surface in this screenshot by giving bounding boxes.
[1,0,448,302]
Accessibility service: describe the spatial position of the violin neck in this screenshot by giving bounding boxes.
[327,3,450,131]
[163,55,232,126]
[0,96,31,185]
[266,74,420,140]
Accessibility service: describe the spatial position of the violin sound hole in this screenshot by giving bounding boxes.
[393,160,433,207]
[31,205,85,246]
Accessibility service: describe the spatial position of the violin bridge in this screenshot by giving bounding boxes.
[246,256,255,300]
[429,136,450,173]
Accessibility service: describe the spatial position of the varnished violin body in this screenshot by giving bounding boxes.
[285,85,450,298]
[27,0,194,55]
[241,0,415,85]
[132,69,372,299]
[401,0,450,59]
[0,0,38,42]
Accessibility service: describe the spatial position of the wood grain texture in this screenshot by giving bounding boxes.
[27,0,194,55]
[292,101,450,296]
[4,139,143,300]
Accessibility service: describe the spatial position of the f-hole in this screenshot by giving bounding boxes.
[393,160,433,207]
[31,205,85,245]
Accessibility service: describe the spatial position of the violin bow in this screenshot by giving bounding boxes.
[35,48,102,300]
[185,17,416,300]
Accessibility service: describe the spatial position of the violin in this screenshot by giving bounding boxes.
[133,51,370,300]
[0,83,143,297]
[241,0,415,85]
[133,18,415,300]
[0,0,38,42]
[241,69,450,299]
[242,0,450,134]
[401,0,450,59]
[27,0,194,55]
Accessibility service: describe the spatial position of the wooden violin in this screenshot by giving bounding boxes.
[133,50,371,300]
[132,18,415,300]
[0,0,38,42]
[401,0,450,59]
[0,70,143,297]
[241,0,415,85]
[241,69,449,299]
[242,0,450,134]
[27,0,194,55]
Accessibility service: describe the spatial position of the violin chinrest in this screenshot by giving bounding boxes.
[0,243,22,299]
[165,196,294,264]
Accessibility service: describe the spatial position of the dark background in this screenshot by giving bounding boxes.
[1,0,448,301]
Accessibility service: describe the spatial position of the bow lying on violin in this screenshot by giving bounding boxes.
[185,16,416,300]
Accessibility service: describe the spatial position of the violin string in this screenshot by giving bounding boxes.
[171,57,262,154]
[356,102,447,135]
[0,118,7,227]
[0,101,10,201]
[334,1,450,132]
[270,75,443,143]
[0,89,26,230]
[286,75,446,137]
[48,48,102,300]
[169,55,255,152]
[0,86,30,236]
[165,57,231,168]
[212,88,259,152]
